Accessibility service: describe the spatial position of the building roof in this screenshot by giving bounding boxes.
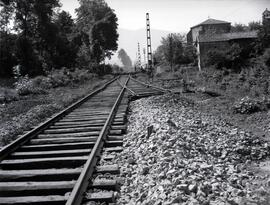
[198,31,258,43]
[191,18,231,28]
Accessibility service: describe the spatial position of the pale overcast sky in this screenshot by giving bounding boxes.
[61,0,269,32]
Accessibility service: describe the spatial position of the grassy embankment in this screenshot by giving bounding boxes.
[150,59,270,139]
[0,69,113,147]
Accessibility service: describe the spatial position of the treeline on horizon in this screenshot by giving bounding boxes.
[0,0,119,78]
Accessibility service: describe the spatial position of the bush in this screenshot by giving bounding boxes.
[47,69,71,88]
[233,96,269,114]
[206,49,228,69]
[262,48,270,67]
[15,76,48,96]
[13,67,98,96]
[32,76,53,89]
[206,43,254,70]
[70,68,96,83]
[0,88,19,103]
[14,68,97,96]
[92,64,113,76]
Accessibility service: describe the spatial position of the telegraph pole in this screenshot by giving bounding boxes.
[146,13,153,80]
[137,43,141,69]
[143,48,146,66]
[169,33,173,72]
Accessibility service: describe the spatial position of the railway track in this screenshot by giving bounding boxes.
[0,75,167,205]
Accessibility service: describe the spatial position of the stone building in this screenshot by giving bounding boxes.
[187,18,231,45]
[187,15,261,69]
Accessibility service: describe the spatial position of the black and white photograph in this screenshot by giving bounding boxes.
[0,0,270,204]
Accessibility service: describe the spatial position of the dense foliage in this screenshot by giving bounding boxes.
[75,0,118,69]
[153,33,196,70]
[206,43,255,70]
[206,20,270,70]
[0,0,118,77]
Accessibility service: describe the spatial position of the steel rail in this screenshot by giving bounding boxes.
[66,76,130,205]
[0,77,119,161]
[117,78,137,96]
[129,76,171,93]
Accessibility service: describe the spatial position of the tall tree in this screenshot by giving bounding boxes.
[75,0,118,67]
[90,11,118,63]
[162,33,184,70]
[0,3,17,77]
[154,33,196,67]
[0,2,14,33]
[12,0,60,75]
[118,48,132,68]
[52,11,78,68]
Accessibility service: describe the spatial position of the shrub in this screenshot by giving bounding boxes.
[206,49,228,69]
[47,69,71,88]
[0,88,19,103]
[233,96,269,114]
[70,68,96,83]
[262,48,270,67]
[92,64,113,76]
[32,76,53,89]
[15,76,48,96]
[206,43,253,70]
[14,68,96,96]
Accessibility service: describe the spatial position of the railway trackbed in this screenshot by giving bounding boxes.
[0,75,168,205]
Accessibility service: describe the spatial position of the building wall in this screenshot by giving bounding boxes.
[187,30,193,44]
[189,23,231,45]
[191,26,202,44]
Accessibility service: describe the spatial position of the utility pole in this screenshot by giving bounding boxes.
[169,33,173,72]
[135,52,138,72]
[137,43,141,69]
[146,13,153,80]
[143,48,146,66]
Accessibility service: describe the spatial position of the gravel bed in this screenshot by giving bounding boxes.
[114,94,270,205]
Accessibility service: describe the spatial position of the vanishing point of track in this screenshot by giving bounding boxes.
[0,75,168,205]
